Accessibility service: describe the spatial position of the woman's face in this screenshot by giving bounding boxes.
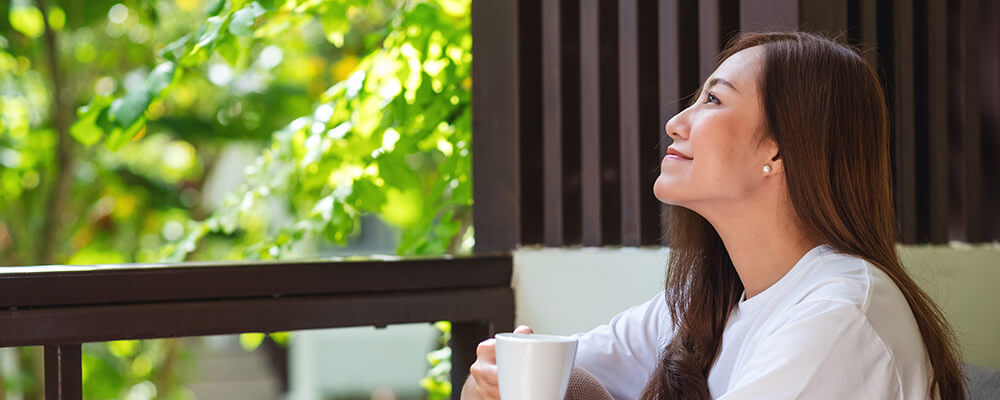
[653,46,780,210]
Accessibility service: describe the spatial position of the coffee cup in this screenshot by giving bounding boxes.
[495,333,578,400]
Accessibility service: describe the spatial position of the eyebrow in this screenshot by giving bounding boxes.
[706,77,740,93]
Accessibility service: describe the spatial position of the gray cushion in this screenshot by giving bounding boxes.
[964,363,1000,400]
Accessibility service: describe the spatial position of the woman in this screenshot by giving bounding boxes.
[464,32,965,399]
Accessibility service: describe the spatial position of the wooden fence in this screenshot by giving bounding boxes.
[472,0,1000,252]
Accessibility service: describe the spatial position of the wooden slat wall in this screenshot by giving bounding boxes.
[471,0,1000,252]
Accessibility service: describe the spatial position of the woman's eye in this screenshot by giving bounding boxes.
[704,92,720,105]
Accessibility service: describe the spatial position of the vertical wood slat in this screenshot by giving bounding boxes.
[740,0,798,32]
[657,0,700,244]
[542,0,583,246]
[471,0,520,253]
[959,0,984,242]
[598,0,622,246]
[619,0,642,246]
[580,0,602,246]
[925,0,950,244]
[857,0,880,68]
[740,0,846,37]
[892,0,918,243]
[799,1,848,34]
[618,0,661,246]
[637,1,663,245]
[619,0,641,246]
[450,321,489,400]
[982,0,1000,241]
[699,0,723,80]
[542,0,565,246]
[579,0,620,246]
[519,0,544,246]
[44,344,81,400]
[698,0,739,81]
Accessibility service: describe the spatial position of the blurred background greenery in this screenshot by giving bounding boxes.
[0,0,471,398]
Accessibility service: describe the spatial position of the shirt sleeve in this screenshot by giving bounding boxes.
[572,291,672,400]
[717,301,902,400]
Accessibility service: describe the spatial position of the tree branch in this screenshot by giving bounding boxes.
[35,0,75,265]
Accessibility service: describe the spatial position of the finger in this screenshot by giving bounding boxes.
[475,382,500,400]
[476,338,496,362]
[514,325,533,334]
[470,362,499,386]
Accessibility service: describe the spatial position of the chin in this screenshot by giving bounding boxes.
[653,175,684,205]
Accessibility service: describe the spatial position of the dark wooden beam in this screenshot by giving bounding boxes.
[472,0,520,252]
[542,0,566,246]
[982,0,1000,241]
[893,0,918,243]
[44,344,81,400]
[958,0,984,242]
[0,288,514,347]
[0,256,512,308]
[519,0,545,246]
[637,0,663,246]
[925,0,950,244]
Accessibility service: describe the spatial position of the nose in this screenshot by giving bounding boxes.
[664,106,691,141]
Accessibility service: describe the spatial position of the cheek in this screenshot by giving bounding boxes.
[653,120,760,203]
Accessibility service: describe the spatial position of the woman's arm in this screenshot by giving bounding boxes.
[572,290,672,399]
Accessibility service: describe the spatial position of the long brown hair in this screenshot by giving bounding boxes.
[640,32,965,399]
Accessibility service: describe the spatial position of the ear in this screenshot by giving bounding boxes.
[768,151,784,174]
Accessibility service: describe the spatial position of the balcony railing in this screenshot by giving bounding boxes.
[0,255,514,400]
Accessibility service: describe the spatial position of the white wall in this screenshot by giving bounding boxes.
[512,244,1000,369]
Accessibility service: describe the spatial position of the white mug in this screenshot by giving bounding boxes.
[495,333,578,400]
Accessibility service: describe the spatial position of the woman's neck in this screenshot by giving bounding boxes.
[694,194,821,300]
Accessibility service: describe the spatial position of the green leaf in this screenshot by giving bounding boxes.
[205,0,226,16]
[157,34,192,61]
[229,10,256,37]
[69,96,112,147]
[184,15,228,66]
[109,90,151,131]
[216,33,240,65]
[8,1,44,39]
[146,62,177,94]
[104,116,146,151]
[229,2,266,37]
[239,333,265,351]
[351,177,386,212]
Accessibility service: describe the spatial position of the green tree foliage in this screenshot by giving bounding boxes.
[2,0,470,398]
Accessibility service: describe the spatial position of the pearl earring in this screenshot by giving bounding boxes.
[763,165,772,174]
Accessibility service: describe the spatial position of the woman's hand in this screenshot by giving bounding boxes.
[464,325,534,400]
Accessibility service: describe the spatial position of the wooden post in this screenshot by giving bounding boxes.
[44,344,82,400]
[449,321,490,400]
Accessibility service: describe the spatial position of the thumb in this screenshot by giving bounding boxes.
[513,325,533,334]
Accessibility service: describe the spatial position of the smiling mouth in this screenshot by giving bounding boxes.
[665,147,693,160]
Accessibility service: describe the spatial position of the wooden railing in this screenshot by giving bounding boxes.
[0,256,514,400]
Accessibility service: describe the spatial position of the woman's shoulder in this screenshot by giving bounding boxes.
[778,249,931,398]
[791,248,899,313]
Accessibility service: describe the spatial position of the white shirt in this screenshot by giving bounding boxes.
[572,245,933,399]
